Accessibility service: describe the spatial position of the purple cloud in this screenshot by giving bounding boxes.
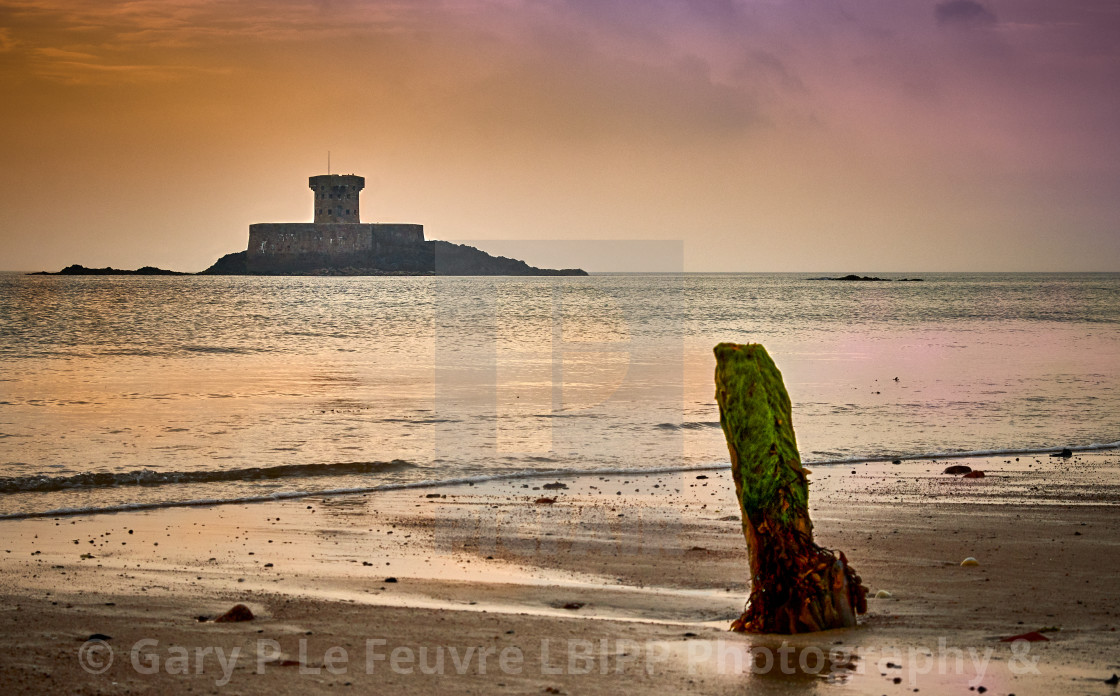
[935,1,998,27]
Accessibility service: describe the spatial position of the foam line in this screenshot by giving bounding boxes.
[1,441,1115,520]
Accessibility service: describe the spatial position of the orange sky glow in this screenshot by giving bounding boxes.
[1,0,1118,272]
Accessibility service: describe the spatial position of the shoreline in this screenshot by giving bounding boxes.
[2,451,1119,693]
[5,442,1118,521]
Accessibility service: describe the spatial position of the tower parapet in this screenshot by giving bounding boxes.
[309,174,364,224]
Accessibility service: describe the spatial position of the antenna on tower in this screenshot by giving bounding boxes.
[328,150,331,175]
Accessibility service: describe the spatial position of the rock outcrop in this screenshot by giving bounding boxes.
[810,274,923,282]
[201,239,587,276]
[31,264,188,276]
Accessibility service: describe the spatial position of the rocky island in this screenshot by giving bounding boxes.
[34,173,588,277]
[810,274,923,282]
[31,265,188,276]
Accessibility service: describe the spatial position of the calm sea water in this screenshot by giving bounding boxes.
[1,272,1117,517]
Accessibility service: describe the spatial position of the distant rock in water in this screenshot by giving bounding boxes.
[810,274,923,282]
[199,250,247,275]
[428,240,586,276]
[30,264,188,276]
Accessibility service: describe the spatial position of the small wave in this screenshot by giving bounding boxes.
[96,348,165,357]
[1,442,1116,521]
[801,441,1120,466]
[378,417,459,424]
[0,465,725,520]
[182,345,258,355]
[655,422,721,431]
[0,460,415,494]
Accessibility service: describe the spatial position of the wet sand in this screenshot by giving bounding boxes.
[1,451,1119,694]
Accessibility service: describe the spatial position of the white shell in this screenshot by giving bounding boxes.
[874,589,893,599]
[960,557,979,566]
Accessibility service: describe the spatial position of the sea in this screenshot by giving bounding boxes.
[1,272,1118,518]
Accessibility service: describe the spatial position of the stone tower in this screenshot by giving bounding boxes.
[309,174,364,224]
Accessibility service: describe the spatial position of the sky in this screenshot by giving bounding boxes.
[0,0,1118,272]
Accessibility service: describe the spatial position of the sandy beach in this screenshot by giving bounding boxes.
[2,451,1119,694]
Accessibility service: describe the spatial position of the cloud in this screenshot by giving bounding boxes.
[0,0,421,84]
[935,1,997,28]
[735,51,804,92]
[455,32,764,147]
[30,59,220,85]
[34,47,99,61]
[25,42,227,85]
[1,0,418,50]
[0,27,16,51]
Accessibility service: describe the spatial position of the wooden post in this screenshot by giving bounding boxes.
[714,342,867,633]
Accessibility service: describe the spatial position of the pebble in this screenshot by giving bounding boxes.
[214,604,254,622]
